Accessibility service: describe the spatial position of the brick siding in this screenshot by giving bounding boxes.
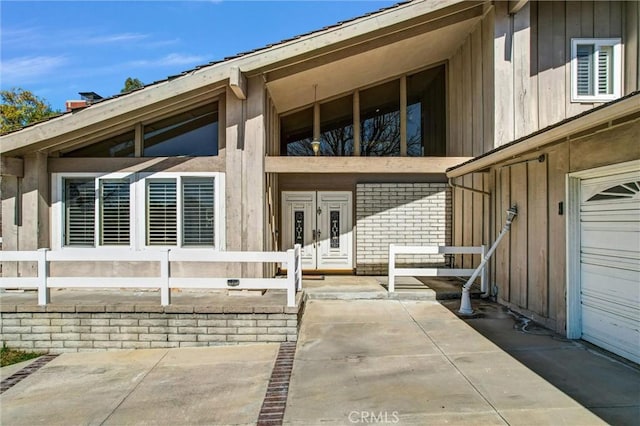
[356,183,451,275]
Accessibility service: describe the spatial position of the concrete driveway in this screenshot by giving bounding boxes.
[284,300,606,425]
[2,298,635,425]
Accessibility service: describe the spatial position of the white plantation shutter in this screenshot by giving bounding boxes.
[597,45,613,95]
[100,181,130,245]
[576,44,594,96]
[182,178,215,246]
[146,180,177,245]
[65,178,95,246]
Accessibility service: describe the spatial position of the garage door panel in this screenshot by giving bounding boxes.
[579,169,639,364]
[581,308,640,364]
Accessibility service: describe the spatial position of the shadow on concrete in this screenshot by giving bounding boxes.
[439,298,640,426]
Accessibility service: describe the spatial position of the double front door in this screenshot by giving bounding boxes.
[282,191,353,271]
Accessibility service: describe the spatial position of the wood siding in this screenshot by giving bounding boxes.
[482,118,638,334]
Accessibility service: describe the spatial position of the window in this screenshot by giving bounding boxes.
[571,38,622,102]
[53,172,224,250]
[278,64,445,157]
[62,131,135,157]
[143,104,218,156]
[64,178,96,246]
[100,180,130,245]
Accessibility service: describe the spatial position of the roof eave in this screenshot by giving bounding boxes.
[446,93,640,178]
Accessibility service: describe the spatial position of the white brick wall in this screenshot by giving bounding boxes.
[356,183,451,275]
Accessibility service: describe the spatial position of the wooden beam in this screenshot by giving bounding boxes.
[265,156,472,174]
[229,66,247,100]
[0,157,24,177]
[508,0,528,15]
[48,156,225,173]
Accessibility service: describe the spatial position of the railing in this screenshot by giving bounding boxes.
[0,245,302,307]
[387,244,486,293]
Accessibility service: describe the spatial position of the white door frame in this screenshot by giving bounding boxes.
[281,191,353,271]
[566,159,640,339]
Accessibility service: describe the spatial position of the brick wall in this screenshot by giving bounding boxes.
[356,183,451,275]
[0,307,298,353]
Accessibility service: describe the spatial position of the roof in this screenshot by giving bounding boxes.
[446,91,640,178]
[0,0,485,155]
[0,0,414,137]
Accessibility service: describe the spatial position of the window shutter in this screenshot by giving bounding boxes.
[576,44,594,96]
[182,178,215,246]
[146,180,177,245]
[100,181,130,245]
[65,178,95,246]
[597,45,613,95]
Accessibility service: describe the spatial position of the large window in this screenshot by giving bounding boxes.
[54,173,223,250]
[144,104,218,156]
[571,38,622,102]
[279,65,445,157]
[59,103,219,158]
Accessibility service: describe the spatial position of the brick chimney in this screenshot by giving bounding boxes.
[65,92,103,112]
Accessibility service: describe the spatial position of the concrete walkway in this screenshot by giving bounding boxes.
[1,345,278,425]
[284,299,606,425]
[2,298,635,425]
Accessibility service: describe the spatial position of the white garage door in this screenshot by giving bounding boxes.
[580,170,640,364]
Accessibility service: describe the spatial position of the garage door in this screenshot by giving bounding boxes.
[580,170,640,364]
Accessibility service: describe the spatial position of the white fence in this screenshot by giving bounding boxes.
[388,244,486,293]
[0,245,302,307]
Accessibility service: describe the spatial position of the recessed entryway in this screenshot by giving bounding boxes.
[281,191,353,271]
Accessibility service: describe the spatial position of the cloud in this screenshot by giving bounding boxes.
[0,55,68,86]
[127,53,207,68]
[80,32,149,45]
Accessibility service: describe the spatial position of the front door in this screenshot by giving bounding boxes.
[282,191,353,271]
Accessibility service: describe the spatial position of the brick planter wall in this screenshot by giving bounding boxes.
[0,305,298,353]
[356,183,451,275]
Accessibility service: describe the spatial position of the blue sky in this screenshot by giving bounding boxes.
[1,0,398,111]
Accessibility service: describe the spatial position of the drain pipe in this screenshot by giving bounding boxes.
[459,206,518,315]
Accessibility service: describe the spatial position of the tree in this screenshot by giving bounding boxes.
[0,88,58,134]
[121,77,144,93]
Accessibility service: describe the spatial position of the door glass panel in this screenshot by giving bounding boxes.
[330,210,340,248]
[294,210,304,245]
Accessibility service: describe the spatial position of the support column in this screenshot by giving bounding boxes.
[18,152,49,277]
[243,76,266,277]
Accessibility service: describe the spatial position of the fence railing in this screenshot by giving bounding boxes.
[0,245,302,307]
[387,244,486,293]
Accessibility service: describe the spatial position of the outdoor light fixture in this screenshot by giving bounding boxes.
[311,139,321,155]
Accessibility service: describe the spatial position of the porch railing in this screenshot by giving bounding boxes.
[387,244,486,293]
[0,245,302,307]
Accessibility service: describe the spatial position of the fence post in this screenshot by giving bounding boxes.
[480,245,488,296]
[294,244,302,291]
[37,248,50,305]
[160,249,170,306]
[286,249,296,307]
[388,244,395,293]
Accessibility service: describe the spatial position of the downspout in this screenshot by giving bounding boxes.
[459,206,518,315]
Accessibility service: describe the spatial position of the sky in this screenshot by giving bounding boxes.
[1,0,399,111]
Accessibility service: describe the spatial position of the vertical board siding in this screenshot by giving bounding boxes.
[548,146,569,330]
[526,158,548,317]
[625,1,640,92]
[494,0,515,146]
[509,162,528,308]
[496,167,511,301]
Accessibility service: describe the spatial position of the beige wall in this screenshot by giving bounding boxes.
[452,116,640,334]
